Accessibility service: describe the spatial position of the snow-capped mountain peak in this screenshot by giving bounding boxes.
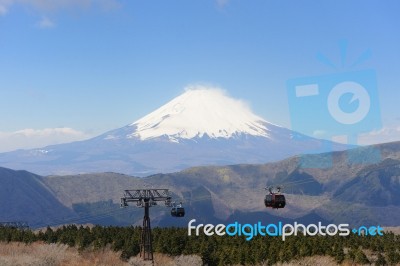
[128,86,271,141]
[0,85,347,176]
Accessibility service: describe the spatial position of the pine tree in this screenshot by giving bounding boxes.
[387,250,400,265]
[333,246,345,264]
[299,241,312,258]
[44,226,57,243]
[375,253,387,266]
[354,248,370,265]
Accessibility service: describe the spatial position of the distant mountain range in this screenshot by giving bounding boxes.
[1,141,399,228]
[0,88,347,176]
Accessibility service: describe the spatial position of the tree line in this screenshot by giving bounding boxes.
[0,225,400,265]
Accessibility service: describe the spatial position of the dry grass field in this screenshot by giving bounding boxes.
[0,242,125,266]
[1,241,400,266]
[0,242,203,266]
[0,242,356,266]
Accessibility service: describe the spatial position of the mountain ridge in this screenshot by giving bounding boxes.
[0,166,76,227]
[0,87,348,176]
[1,140,399,228]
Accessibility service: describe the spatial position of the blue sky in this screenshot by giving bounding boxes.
[0,0,399,151]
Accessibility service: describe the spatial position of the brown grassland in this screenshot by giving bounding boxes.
[0,241,380,266]
[0,242,203,266]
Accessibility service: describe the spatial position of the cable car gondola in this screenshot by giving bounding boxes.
[171,202,185,217]
[264,186,286,209]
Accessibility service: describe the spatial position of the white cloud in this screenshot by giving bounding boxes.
[312,130,327,138]
[0,127,92,152]
[216,0,229,8]
[18,0,91,12]
[0,0,121,18]
[310,126,400,146]
[97,0,121,11]
[358,126,400,146]
[0,5,7,15]
[36,16,55,28]
[331,135,348,144]
[0,0,12,15]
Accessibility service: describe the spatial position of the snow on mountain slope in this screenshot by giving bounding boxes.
[0,85,349,176]
[128,86,272,141]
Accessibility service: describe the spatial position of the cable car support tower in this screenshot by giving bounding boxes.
[121,189,172,262]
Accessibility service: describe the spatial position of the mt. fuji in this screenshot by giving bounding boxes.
[109,87,272,141]
[0,86,346,176]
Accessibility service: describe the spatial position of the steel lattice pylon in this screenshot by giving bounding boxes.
[121,189,172,262]
[141,199,152,260]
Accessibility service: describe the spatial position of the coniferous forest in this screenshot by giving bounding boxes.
[1,225,400,265]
